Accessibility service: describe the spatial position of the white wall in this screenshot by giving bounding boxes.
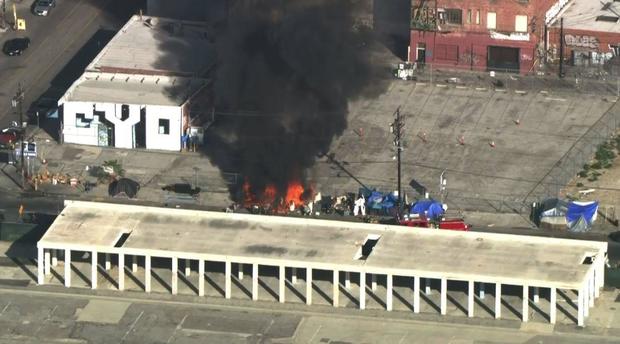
[62,101,99,146]
[145,105,182,151]
[61,101,182,151]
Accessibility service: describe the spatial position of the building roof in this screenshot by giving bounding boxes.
[39,201,606,289]
[87,15,216,77]
[553,0,620,33]
[63,72,208,107]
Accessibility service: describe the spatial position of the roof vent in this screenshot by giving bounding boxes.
[596,15,619,22]
[353,234,381,260]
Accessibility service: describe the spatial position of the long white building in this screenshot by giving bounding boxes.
[59,15,215,151]
[37,201,607,327]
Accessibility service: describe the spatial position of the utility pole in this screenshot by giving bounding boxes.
[559,17,564,78]
[390,107,404,215]
[11,83,25,190]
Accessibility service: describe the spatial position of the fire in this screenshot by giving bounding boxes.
[285,181,305,207]
[242,178,312,213]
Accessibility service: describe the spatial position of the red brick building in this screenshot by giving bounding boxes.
[547,0,620,68]
[410,0,559,73]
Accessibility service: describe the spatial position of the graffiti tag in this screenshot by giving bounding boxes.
[564,35,599,49]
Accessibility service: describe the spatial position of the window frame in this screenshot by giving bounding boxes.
[158,118,170,135]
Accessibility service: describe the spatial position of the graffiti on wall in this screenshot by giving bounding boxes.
[458,49,480,66]
[564,35,599,49]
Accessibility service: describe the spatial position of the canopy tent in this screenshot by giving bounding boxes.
[410,199,444,220]
[566,201,598,232]
[108,178,141,198]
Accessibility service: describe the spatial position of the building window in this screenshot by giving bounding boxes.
[76,113,91,128]
[159,119,170,135]
[487,12,497,30]
[476,10,480,24]
[515,15,528,32]
[120,104,130,121]
[444,8,463,25]
[466,10,472,24]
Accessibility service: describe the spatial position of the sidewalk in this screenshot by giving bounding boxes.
[1,127,234,209]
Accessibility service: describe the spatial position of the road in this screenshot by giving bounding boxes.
[0,0,142,128]
[0,286,617,344]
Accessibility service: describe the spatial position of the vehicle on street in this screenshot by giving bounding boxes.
[2,38,31,56]
[33,0,56,16]
[0,132,17,149]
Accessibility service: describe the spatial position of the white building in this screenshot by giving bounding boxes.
[59,15,215,151]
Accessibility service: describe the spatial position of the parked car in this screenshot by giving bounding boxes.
[2,38,30,56]
[0,132,17,149]
[33,0,56,16]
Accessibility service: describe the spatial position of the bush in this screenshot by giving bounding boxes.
[578,170,588,178]
[576,182,584,187]
[583,163,591,170]
[591,161,602,169]
[588,176,598,182]
[595,144,616,162]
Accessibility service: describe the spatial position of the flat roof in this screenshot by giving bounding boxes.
[552,0,620,33]
[64,72,208,107]
[39,201,607,289]
[87,15,216,77]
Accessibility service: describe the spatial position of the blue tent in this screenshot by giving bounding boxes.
[410,199,444,220]
[566,201,598,231]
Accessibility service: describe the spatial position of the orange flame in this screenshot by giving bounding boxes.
[242,179,313,213]
[285,181,305,207]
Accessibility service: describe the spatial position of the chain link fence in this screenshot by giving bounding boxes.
[402,62,620,97]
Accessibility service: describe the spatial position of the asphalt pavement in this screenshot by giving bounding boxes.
[0,0,141,128]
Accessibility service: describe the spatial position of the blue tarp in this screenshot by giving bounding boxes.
[410,199,444,219]
[365,191,399,210]
[566,201,598,226]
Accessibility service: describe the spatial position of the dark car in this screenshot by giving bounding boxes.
[33,0,56,16]
[3,38,30,56]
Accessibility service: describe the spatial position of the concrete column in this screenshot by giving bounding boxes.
[582,279,590,318]
[468,280,474,317]
[495,283,502,319]
[594,268,600,298]
[131,255,138,273]
[37,246,44,285]
[144,255,151,293]
[64,249,71,288]
[238,263,243,280]
[225,261,231,299]
[440,278,447,315]
[522,284,529,322]
[360,271,366,310]
[386,274,393,311]
[577,287,585,327]
[596,257,605,296]
[549,287,557,324]
[44,249,51,275]
[345,271,351,289]
[533,286,539,303]
[91,250,98,289]
[479,282,485,299]
[279,265,285,303]
[425,278,431,295]
[171,257,178,295]
[118,253,125,291]
[306,267,313,305]
[105,253,111,270]
[198,259,205,297]
[413,276,420,313]
[589,274,595,308]
[51,249,58,267]
[371,274,377,291]
[333,270,339,307]
[185,259,191,277]
[291,267,297,284]
[252,263,259,301]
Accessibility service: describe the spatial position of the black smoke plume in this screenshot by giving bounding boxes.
[206,0,384,200]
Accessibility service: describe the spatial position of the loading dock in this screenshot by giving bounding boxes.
[37,201,607,327]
